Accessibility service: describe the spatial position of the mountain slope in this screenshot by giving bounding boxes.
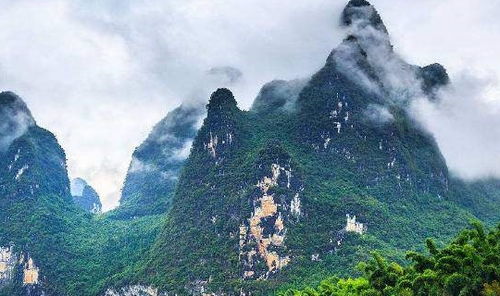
[0,1,498,295]
[113,103,205,219]
[0,91,73,295]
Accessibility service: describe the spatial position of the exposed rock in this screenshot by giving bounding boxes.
[0,245,16,285]
[345,214,366,234]
[239,148,303,280]
[23,257,39,285]
[105,285,164,296]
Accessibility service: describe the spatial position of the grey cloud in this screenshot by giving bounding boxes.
[412,73,500,180]
[208,67,243,85]
[0,92,35,151]
[1,0,500,209]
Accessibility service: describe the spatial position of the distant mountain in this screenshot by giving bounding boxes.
[113,103,205,219]
[71,178,102,214]
[250,79,308,115]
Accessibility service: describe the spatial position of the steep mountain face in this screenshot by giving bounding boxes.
[123,1,499,295]
[0,92,70,200]
[71,178,102,214]
[0,91,72,295]
[114,103,205,219]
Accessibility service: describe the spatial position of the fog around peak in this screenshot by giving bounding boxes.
[0,0,499,209]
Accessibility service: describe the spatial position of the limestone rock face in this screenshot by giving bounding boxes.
[0,245,16,286]
[104,285,165,296]
[345,214,366,234]
[23,257,40,286]
[239,141,303,280]
[0,245,44,295]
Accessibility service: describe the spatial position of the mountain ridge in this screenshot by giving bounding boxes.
[118,0,499,294]
[0,0,499,295]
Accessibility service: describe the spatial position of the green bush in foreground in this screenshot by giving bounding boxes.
[280,222,500,296]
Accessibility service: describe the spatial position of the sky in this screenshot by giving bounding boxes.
[0,0,499,211]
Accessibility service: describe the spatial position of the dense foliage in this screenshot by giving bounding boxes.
[0,114,163,295]
[279,222,500,296]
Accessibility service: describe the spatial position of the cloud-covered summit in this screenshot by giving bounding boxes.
[0,91,35,152]
[327,0,500,182]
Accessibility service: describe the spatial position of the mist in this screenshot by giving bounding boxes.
[331,0,500,185]
[0,92,35,152]
[413,74,500,180]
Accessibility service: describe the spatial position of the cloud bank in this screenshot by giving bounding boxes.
[0,0,499,209]
[413,74,500,180]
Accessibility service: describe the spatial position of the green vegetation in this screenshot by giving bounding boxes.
[279,222,500,296]
[0,192,163,296]
[0,123,164,296]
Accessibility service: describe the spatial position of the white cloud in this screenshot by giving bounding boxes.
[0,0,499,209]
[128,157,156,174]
[412,73,500,180]
[168,140,194,161]
[0,108,34,151]
[364,104,394,124]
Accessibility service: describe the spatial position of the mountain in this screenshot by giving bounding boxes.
[71,178,102,214]
[0,92,162,296]
[0,92,70,199]
[113,103,205,219]
[107,1,498,294]
[0,91,72,295]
